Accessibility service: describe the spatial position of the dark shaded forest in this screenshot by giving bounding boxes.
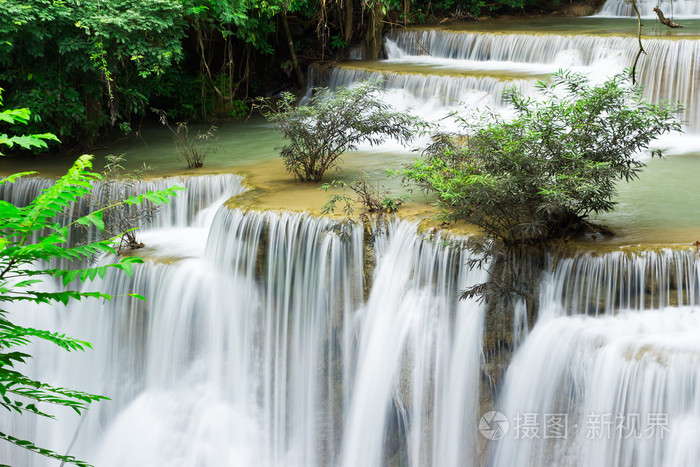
[0,0,601,149]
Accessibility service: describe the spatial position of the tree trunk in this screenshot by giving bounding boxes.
[365,1,385,60]
[344,0,354,44]
[281,10,306,89]
[226,38,235,102]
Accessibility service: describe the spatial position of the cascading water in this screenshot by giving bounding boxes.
[4,11,700,467]
[321,65,534,122]
[85,208,364,467]
[310,24,700,151]
[1,178,363,465]
[538,248,700,319]
[489,248,700,466]
[0,174,242,465]
[1,173,491,467]
[382,29,700,132]
[0,173,243,230]
[341,223,487,467]
[597,0,700,18]
[491,307,700,467]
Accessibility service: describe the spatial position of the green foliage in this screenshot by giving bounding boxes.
[97,155,162,251]
[154,110,218,168]
[259,80,425,182]
[0,431,95,467]
[0,155,181,465]
[0,100,181,465]
[331,34,348,49]
[380,0,535,20]
[0,0,187,143]
[0,90,60,154]
[321,170,406,218]
[0,0,313,140]
[229,99,250,119]
[185,0,286,54]
[404,70,681,245]
[382,0,561,21]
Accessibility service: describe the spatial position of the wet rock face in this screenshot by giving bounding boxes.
[560,0,606,16]
[483,298,515,361]
[307,62,334,89]
[363,220,377,302]
[476,245,699,417]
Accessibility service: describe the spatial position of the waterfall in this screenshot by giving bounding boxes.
[322,65,534,121]
[597,0,700,17]
[0,173,244,230]
[85,209,363,467]
[384,29,700,132]
[2,205,364,466]
[539,248,700,320]
[4,12,700,465]
[341,223,487,467]
[3,172,700,465]
[0,173,244,256]
[1,172,489,466]
[491,307,700,467]
[489,248,700,466]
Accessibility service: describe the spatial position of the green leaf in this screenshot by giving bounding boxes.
[0,150,178,466]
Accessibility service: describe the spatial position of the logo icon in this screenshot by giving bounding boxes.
[479,411,509,440]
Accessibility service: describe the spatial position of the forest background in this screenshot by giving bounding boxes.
[0,0,603,152]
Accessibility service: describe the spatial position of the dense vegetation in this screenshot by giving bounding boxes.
[0,0,578,150]
[404,70,681,245]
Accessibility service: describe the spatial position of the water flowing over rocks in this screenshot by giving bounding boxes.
[2,171,699,466]
[4,5,700,464]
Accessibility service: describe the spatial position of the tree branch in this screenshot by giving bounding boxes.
[654,6,683,28]
[631,1,646,85]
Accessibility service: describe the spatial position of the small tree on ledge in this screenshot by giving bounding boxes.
[259,80,424,182]
[404,70,682,246]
